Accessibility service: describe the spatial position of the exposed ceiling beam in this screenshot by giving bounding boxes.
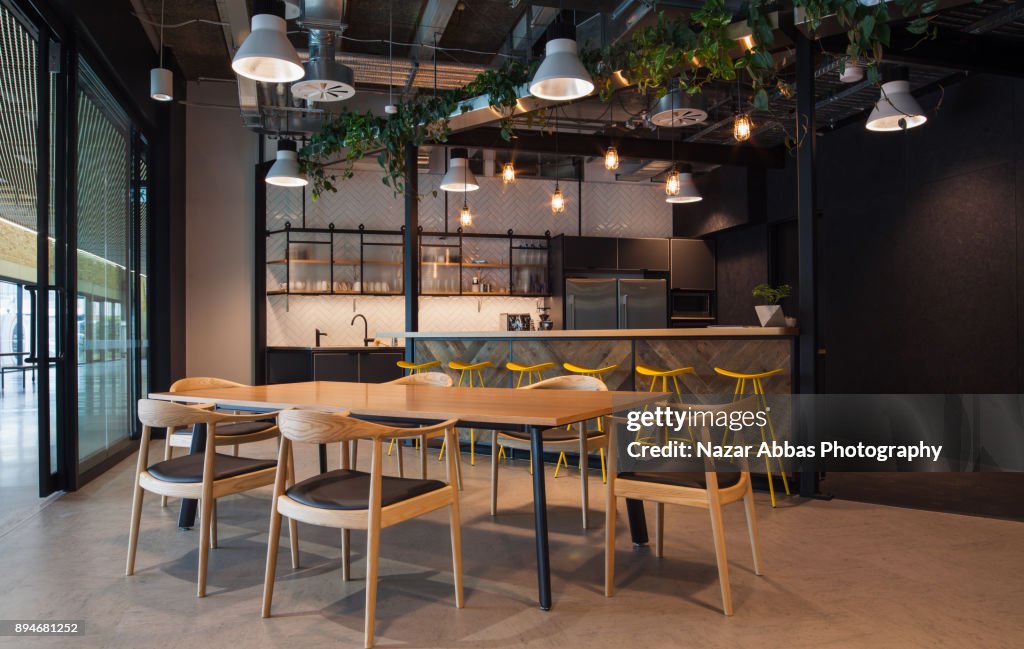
[445,127,786,167]
[403,0,460,93]
[965,0,1024,34]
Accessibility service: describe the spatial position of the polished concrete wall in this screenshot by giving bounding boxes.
[184,81,257,383]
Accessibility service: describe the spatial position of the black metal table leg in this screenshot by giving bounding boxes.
[625,498,648,545]
[318,444,328,473]
[528,425,552,611]
[177,423,206,529]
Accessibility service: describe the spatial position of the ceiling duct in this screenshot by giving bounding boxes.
[292,29,356,102]
[649,89,708,127]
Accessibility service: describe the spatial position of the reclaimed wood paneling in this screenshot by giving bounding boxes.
[510,340,634,390]
[414,339,510,388]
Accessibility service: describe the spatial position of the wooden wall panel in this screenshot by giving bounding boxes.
[510,340,634,390]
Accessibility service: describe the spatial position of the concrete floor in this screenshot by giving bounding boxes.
[0,438,1022,649]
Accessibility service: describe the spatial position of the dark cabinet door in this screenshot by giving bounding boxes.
[563,236,617,269]
[359,351,405,383]
[670,239,716,290]
[266,350,312,383]
[312,352,359,382]
[618,238,669,271]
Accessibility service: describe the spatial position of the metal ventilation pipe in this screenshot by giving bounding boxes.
[292,29,356,102]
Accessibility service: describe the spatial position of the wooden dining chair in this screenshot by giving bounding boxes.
[385,372,456,481]
[491,375,608,529]
[126,399,292,598]
[262,409,463,649]
[604,397,763,616]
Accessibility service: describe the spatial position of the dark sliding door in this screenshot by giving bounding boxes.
[0,0,152,494]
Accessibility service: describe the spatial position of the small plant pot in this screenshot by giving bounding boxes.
[755,304,786,327]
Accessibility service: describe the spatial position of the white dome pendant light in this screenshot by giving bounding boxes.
[529,19,594,101]
[266,139,307,187]
[232,7,303,83]
[150,0,173,101]
[440,148,479,192]
[666,171,702,204]
[866,78,926,132]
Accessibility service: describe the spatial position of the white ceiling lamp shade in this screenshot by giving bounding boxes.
[665,172,702,204]
[266,140,308,187]
[232,14,304,83]
[439,149,479,192]
[150,0,172,102]
[528,22,594,101]
[150,67,173,102]
[866,80,927,132]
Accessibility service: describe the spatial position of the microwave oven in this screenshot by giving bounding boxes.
[670,290,714,326]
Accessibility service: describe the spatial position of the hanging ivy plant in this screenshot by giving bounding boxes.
[301,0,950,198]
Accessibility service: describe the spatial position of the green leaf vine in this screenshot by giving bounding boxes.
[300,0,948,199]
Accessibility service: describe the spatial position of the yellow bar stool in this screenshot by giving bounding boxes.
[557,362,618,478]
[388,360,442,457]
[504,362,556,469]
[506,361,555,388]
[439,360,494,465]
[635,364,696,443]
[396,360,441,374]
[714,366,789,507]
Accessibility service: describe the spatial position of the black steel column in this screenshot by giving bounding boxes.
[794,21,819,497]
[403,143,420,362]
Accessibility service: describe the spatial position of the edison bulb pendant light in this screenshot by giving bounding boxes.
[604,146,620,171]
[502,162,516,184]
[733,114,753,142]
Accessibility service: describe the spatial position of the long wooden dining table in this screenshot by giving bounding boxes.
[149,380,662,610]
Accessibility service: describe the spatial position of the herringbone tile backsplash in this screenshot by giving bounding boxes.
[267,169,671,347]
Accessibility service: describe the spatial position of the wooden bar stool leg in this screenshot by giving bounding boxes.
[341,529,351,581]
[286,449,299,568]
[211,500,218,549]
[420,434,428,479]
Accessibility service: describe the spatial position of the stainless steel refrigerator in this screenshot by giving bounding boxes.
[565,278,667,329]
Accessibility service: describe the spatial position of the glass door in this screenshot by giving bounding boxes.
[0,1,62,502]
[75,60,134,474]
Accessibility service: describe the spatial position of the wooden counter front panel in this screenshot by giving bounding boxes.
[413,340,510,387]
[634,338,792,395]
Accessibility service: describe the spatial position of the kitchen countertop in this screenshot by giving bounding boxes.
[378,327,797,339]
[268,345,405,351]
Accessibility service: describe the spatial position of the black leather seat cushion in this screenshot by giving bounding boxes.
[286,469,446,510]
[619,462,743,490]
[147,453,276,483]
[500,428,591,442]
[216,421,276,436]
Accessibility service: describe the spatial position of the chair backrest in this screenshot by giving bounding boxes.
[522,374,607,392]
[138,398,225,429]
[388,372,453,387]
[278,409,458,445]
[170,376,247,392]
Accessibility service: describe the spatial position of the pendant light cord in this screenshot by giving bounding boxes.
[388,0,393,106]
[159,0,165,68]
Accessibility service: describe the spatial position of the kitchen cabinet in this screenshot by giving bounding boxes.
[266,347,404,384]
[670,239,716,291]
[312,352,359,381]
[618,238,669,271]
[562,236,617,269]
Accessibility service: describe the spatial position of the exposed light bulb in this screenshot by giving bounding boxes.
[459,204,473,227]
[665,169,681,196]
[733,114,753,142]
[502,162,516,184]
[550,188,566,214]
[604,146,620,171]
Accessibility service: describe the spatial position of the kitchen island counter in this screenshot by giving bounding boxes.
[382,327,797,397]
[380,327,796,340]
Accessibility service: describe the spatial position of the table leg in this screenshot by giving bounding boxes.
[625,499,649,546]
[529,425,552,611]
[318,444,328,473]
[177,423,205,529]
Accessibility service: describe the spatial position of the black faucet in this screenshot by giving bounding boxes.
[351,314,372,347]
[315,328,328,347]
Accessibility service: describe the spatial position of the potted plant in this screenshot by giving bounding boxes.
[751,283,791,327]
